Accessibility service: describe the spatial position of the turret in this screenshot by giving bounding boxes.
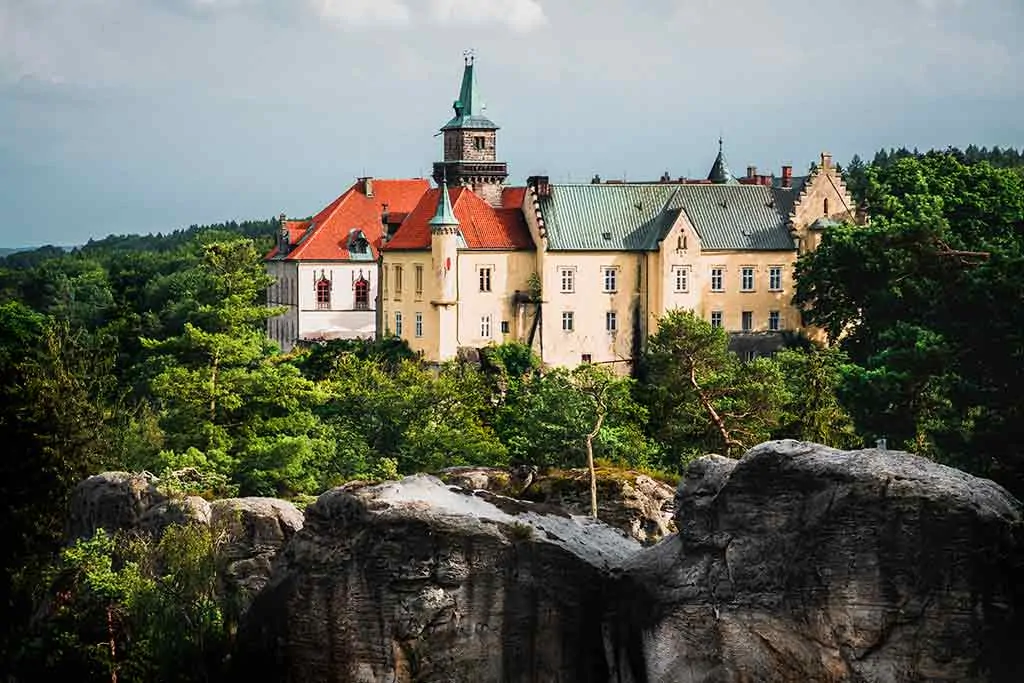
[429,180,460,305]
[707,138,738,185]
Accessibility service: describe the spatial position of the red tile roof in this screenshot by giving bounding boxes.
[266,178,430,261]
[384,186,533,251]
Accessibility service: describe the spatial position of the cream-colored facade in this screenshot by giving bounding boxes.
[384,153,857,371]
[381,248,535,360]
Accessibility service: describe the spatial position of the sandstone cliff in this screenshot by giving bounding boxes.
[234,441,1023,682]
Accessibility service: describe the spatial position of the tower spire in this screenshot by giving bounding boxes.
[430,176,460,229]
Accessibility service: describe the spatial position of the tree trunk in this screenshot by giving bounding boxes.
[689,363,742,455]
[586,411,606,519]
[107,605,118,683]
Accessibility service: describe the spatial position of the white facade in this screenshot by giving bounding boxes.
[266,260,379,352]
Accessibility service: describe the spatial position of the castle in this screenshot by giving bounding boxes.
[266,54,857,369]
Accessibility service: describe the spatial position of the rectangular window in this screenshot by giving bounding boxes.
[606,310,618,332]
[742,311,753,331]
[480,315,491,339]
[741,267,755,292]
[769,310,781,331]
[415,265,424,296]
[562,311,574,332]
[474,136,486,151]
[394,265,403,296]
[711,311,723,329]
[479,267,492,292]
[382,267,388,296]
[500,320,510,334]
[415,312,423,338]
[673,266,689,293]
[602,267,618,293]
[581,353,593,363]
[711,267,724,292]
[395,311,403,336]
[559,267,575,293]
[769,266,783,291]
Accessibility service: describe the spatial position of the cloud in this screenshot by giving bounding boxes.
[428,0,547,32]
[311,0,411,26]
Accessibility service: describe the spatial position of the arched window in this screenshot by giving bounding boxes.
[354,276,370,311]
[316,276,331,310]
[823,197,830,217]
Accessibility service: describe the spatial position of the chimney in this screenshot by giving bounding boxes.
[591,174,601,184]
[660,171,671,183]
[529,175,552,198]
[360,177,374,197]
[820,152,833,170]
[747,165,757,179]
[278,213,290,254]
[781,165,793,188]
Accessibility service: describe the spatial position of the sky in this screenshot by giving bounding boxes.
[2,0,1022,247]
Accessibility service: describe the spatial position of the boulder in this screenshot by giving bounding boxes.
[138,496,212,536]
[235,475,640,682]
[67,471,166,541]
[619,440,1024,682]
[210,497,304,601]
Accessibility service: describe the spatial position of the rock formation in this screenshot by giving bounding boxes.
[439,465,676,545]
[66,472,303,608]
[235,476,641,682]
[236,441,1023,682]
[619,441,1024,682]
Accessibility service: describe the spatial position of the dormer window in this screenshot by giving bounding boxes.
[473,136,486,151]
[316,275,331,310]
[349,230,369,255]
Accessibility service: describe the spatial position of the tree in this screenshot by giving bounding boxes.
[639,309,786,464]
[567,364,635,518]
[795,153,1024,495]
[772,345,859,448]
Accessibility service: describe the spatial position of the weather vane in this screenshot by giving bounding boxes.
[463,48,475,65]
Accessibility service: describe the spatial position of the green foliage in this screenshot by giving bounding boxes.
[772,345,859,448]
[797,152,1024,494]
[640,309,786,465]
[18,526,231,682]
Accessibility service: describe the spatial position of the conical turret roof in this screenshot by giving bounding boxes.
[707,138,738,185]
[429,181,460,228]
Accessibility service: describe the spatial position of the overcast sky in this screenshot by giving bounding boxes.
[2,0,1022,247]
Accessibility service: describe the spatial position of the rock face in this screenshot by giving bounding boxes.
[620,441,1024,682]
[439,465,676,545]
[67,471,167,540]
[235,475,640,682]
[66,474,303,610]
[237,442,1023,682]
[210,498,305,599]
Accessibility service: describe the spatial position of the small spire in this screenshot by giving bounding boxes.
[430,177,459,228]
[708,137,737,185]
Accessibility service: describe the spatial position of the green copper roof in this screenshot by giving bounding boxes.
[537,183,799,251]
[429,182,460,228]
[707,138,738,185]
[441,56,499,131]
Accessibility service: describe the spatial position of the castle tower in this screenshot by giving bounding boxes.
[429,179,461,360]
[432,51,508,207]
